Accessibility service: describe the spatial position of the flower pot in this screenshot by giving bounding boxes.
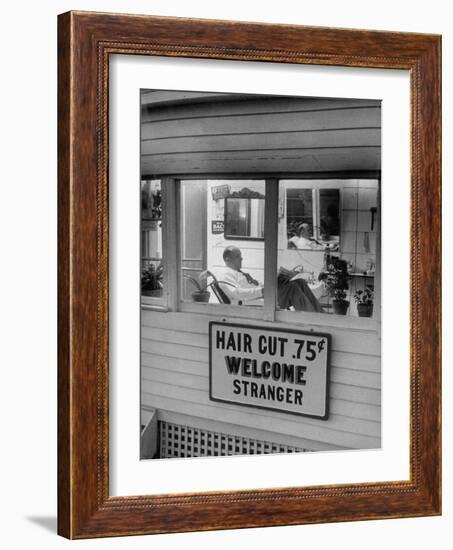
[332,299,350,315]
[357,303,373,317]
[192,290,211,303]
[142,288,163,297]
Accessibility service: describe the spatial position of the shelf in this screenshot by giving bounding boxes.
[349,272,375,278]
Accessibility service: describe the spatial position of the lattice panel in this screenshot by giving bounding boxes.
[159,420,309,458]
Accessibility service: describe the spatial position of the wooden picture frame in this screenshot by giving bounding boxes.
[58,11,441,539]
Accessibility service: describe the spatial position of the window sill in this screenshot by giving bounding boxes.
[179,301,263,320]
[141,295,169,312]
[173,301,379,332]
[275,309,379,332]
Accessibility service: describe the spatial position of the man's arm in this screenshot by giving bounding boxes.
[220,270,263,301]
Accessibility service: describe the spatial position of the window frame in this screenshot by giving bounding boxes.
[223,196,266,242]
[141,174,380,329]
[284,183,342,245]
[140,179,165,310]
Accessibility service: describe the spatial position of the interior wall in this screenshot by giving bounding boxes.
[206,180,265,285]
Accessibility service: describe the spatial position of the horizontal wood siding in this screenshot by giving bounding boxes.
[141,95,381,176]
[141,310,381,450]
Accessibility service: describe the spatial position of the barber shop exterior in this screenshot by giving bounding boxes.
[140,90,381,459]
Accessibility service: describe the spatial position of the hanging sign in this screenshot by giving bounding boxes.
[211,184,230,200]
[211,220,225,234]
[209,322,330,419]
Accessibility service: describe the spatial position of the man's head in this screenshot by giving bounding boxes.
[298,223,311,238]
[223,246,243,271]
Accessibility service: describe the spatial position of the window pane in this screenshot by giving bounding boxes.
[224,197,265,239]
[277,180,378,318]
[286,188,313,245]
[180,180,207,301]
[141,179,164,298]
[319,189,340,245]
[179,180,265,307]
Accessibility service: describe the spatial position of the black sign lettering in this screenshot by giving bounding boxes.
[278,337,288,356]
[271,362,282,381]
[305,340,317,361]
[242,358,252,377]
[252,360,262,378]
[225,355,241,375]
[243,333,252,353]
[286,387,293,403]
[294,339,305,359]
[296,365,307,385]
[281,363,295,384]
[216,330,226,349]
[294,389,303,405]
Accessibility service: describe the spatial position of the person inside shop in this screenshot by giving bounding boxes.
[288,223,325,250]
[217,246,264,305]
[217,245,324,312]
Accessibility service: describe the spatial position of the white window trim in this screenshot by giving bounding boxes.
[141,176,381,327]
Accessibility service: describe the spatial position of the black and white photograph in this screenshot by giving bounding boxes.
[140,89,381,459]
[1,0,447,546]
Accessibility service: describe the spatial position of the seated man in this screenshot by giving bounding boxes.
[277,267,325,313]
[217,246,264,305]
[216,246,323,313]
[288,223,325,250]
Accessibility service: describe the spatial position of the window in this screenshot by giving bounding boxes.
[179,180,265,308]
[285,186,340,251]
[141,179,164,302]
[142,177,379,322]
[224,195,265,240]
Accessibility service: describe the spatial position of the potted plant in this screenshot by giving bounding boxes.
[318,258,350,315]
[354,286,374,317]
[184,270,236,303]
[141,263,163,297]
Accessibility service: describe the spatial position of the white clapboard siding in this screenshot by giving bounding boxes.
[141,321,380,356]
[141,336,380,370]
[141,310,381,450]
[142,112,380,139]
[143,152,380,175]
[141,363,380,404]
[142,392,379,450]
[141,90,232,107]
[141,305,377,331]
[142,95,380,119]
[141,363,380,410]
[142,100,380,128]
[141,365,380,423]
[142,129,381,156]
[141,330,380,374]
[141,352,381,388]
[141,381,380,441]
[141,96,380,176]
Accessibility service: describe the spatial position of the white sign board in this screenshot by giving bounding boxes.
[209,322,330,419]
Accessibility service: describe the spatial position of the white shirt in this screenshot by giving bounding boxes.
[215,267,263,305]
[289,235,324,250]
